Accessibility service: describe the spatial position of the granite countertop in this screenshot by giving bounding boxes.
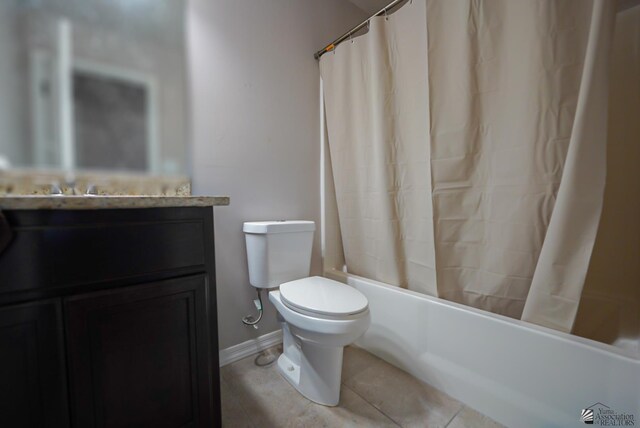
[0,195,230,210]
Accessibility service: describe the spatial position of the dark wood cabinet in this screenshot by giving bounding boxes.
[0,207,221,428]
[0,300,69,428]
[65,275,213,428]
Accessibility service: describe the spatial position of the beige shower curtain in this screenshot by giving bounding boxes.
[321,0,437,296]
[320,0,616,331]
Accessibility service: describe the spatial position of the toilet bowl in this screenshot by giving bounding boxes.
[269,277,370,406]
[243,221,370,406]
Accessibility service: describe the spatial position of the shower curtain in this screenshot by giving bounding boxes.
[321,0,437,296]
[320,0,616,331]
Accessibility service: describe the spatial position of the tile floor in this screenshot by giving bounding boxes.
[221,345,504,427]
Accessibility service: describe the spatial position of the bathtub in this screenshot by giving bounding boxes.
[325,269,640,428]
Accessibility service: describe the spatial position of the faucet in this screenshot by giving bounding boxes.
[50,182,64,196]
[85,184,98,196]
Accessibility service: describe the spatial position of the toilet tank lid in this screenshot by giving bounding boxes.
[243,220,315,234]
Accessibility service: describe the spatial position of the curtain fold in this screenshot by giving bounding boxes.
[572,5,640,343]
[521,0,617,331]
[320,0,616,332]
[427,0,616,326]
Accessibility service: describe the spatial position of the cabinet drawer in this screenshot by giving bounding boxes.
[0,208,211,296]
[45,220,205,285]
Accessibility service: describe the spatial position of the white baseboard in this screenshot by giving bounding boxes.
[219,329,283,367]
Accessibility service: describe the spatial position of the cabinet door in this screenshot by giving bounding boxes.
[65,275,215,428]
[0,300,70,428]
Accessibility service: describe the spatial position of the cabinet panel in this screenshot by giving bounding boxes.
[65,275,215,428]
[0,300,70,428]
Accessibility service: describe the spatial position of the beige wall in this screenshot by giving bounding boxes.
[188,0,365,350]
[573,6,640,347]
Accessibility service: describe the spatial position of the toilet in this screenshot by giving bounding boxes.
[243,220,370,406]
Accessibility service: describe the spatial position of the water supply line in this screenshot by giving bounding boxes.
[242,288,263,329]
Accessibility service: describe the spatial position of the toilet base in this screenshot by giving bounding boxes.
[277,353,301,391]
[277,325,344,406]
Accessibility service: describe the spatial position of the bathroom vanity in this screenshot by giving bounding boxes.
[0,196,228,427]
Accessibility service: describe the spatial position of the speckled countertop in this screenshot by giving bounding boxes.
[0,195,230,210]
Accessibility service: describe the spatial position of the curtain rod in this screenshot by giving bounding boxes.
[314,0,409,60]
[315,0,636,61]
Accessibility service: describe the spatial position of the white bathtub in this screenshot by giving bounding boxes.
[326,269,640,428]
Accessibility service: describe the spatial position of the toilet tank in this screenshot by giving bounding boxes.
[243,221,316,288]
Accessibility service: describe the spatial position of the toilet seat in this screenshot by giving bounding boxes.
[279,276,368,320]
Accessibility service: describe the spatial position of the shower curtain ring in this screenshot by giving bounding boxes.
[384,8,388,20]
[349,32,353,44]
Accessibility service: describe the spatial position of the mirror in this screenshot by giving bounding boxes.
[0,0,188,175]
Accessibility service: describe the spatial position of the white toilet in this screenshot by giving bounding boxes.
[243,220,370,406]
